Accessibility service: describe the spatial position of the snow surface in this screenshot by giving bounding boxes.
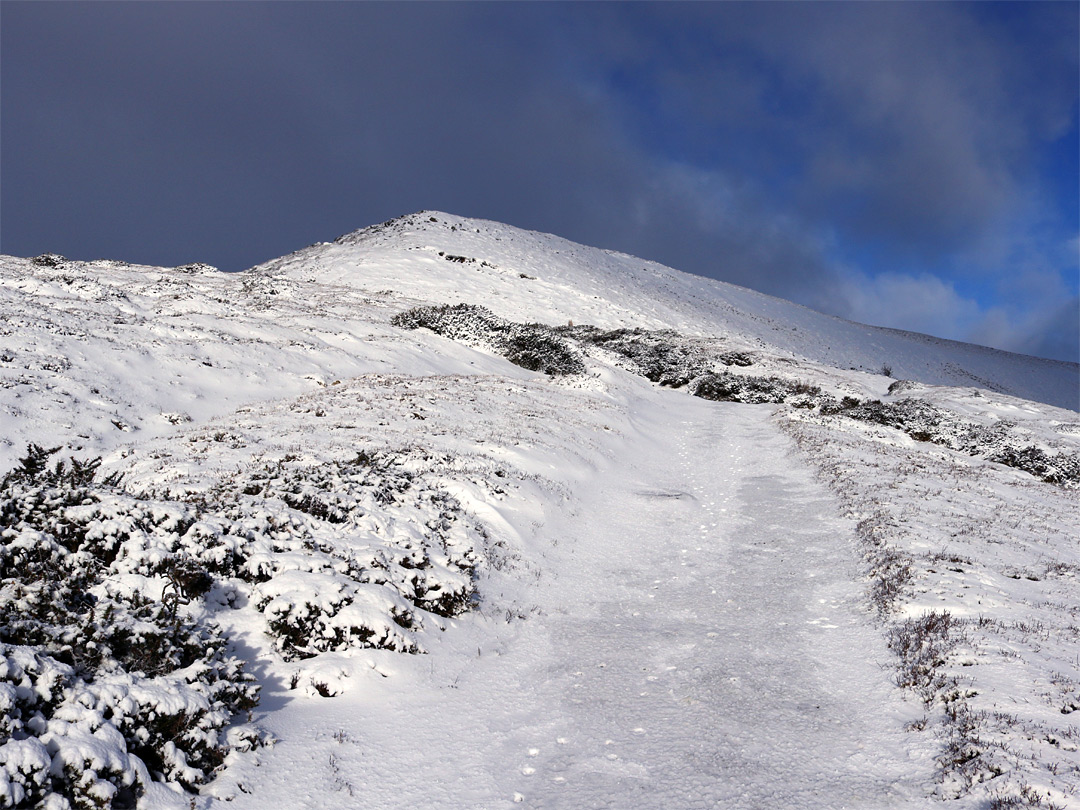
[2,211,1078,809]
[210,394,937,809]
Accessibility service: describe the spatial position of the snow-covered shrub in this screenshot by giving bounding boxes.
[173,263,218,274]
[823,398,944,438]
[1,446,259,806]
[255,572,421,658]
[560,326,711,386]
[559,325,753,387]
[565,322,822,406]
[502,330,581,375]
[392,304,585,376]
[822,399,1080,488]
[986,445,1080,488]
[1,438,489,804]
[886,379,921,396]
[30,253,66,268]
[195,450,480,661]
[691,372,824,405]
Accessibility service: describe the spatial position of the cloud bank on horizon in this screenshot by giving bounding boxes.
[2,2,1077,362]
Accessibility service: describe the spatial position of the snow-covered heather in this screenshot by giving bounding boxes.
[781,397,1080,807]
[2,212,1078,808]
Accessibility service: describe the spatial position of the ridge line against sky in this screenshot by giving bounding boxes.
[1,1,1077,362]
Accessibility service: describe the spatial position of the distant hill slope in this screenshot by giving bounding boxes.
[251,211,1078,411]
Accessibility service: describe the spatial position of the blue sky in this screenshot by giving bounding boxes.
[2,1,1077,362]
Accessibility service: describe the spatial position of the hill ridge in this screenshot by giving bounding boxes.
[250,210,1080,411]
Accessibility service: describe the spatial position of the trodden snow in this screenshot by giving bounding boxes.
[221,396,936,810]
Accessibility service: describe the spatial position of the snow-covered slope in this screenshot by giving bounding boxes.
[255,211,1079,411]
[1,210,1074,475]
[2,213,1079,810]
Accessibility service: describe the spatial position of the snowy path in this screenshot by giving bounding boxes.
[493,400,935,808]
[218,396,936,810]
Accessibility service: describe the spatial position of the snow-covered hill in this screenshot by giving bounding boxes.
[260,211,1079,411]
[1,211,1075,474]
[2,212,1078,809]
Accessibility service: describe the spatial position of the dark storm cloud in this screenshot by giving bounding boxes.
[0,0,835,292]
[1,3,631,266]
[2,2,328,264]
[1,2,1076,361]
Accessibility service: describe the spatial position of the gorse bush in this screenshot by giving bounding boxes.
[503,330,580,374]
[30,253,66,268]
[1,442,485,807]
[691,372,824,405]
[558,325,754,387]
[216,450,480,661]
[0,446,259,808]
[559,326,712,387]
[985,445,1080,488]
[392,304,585,376]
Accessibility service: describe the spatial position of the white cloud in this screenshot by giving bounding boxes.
[833,271,983,340]
[828,267,1078,362]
